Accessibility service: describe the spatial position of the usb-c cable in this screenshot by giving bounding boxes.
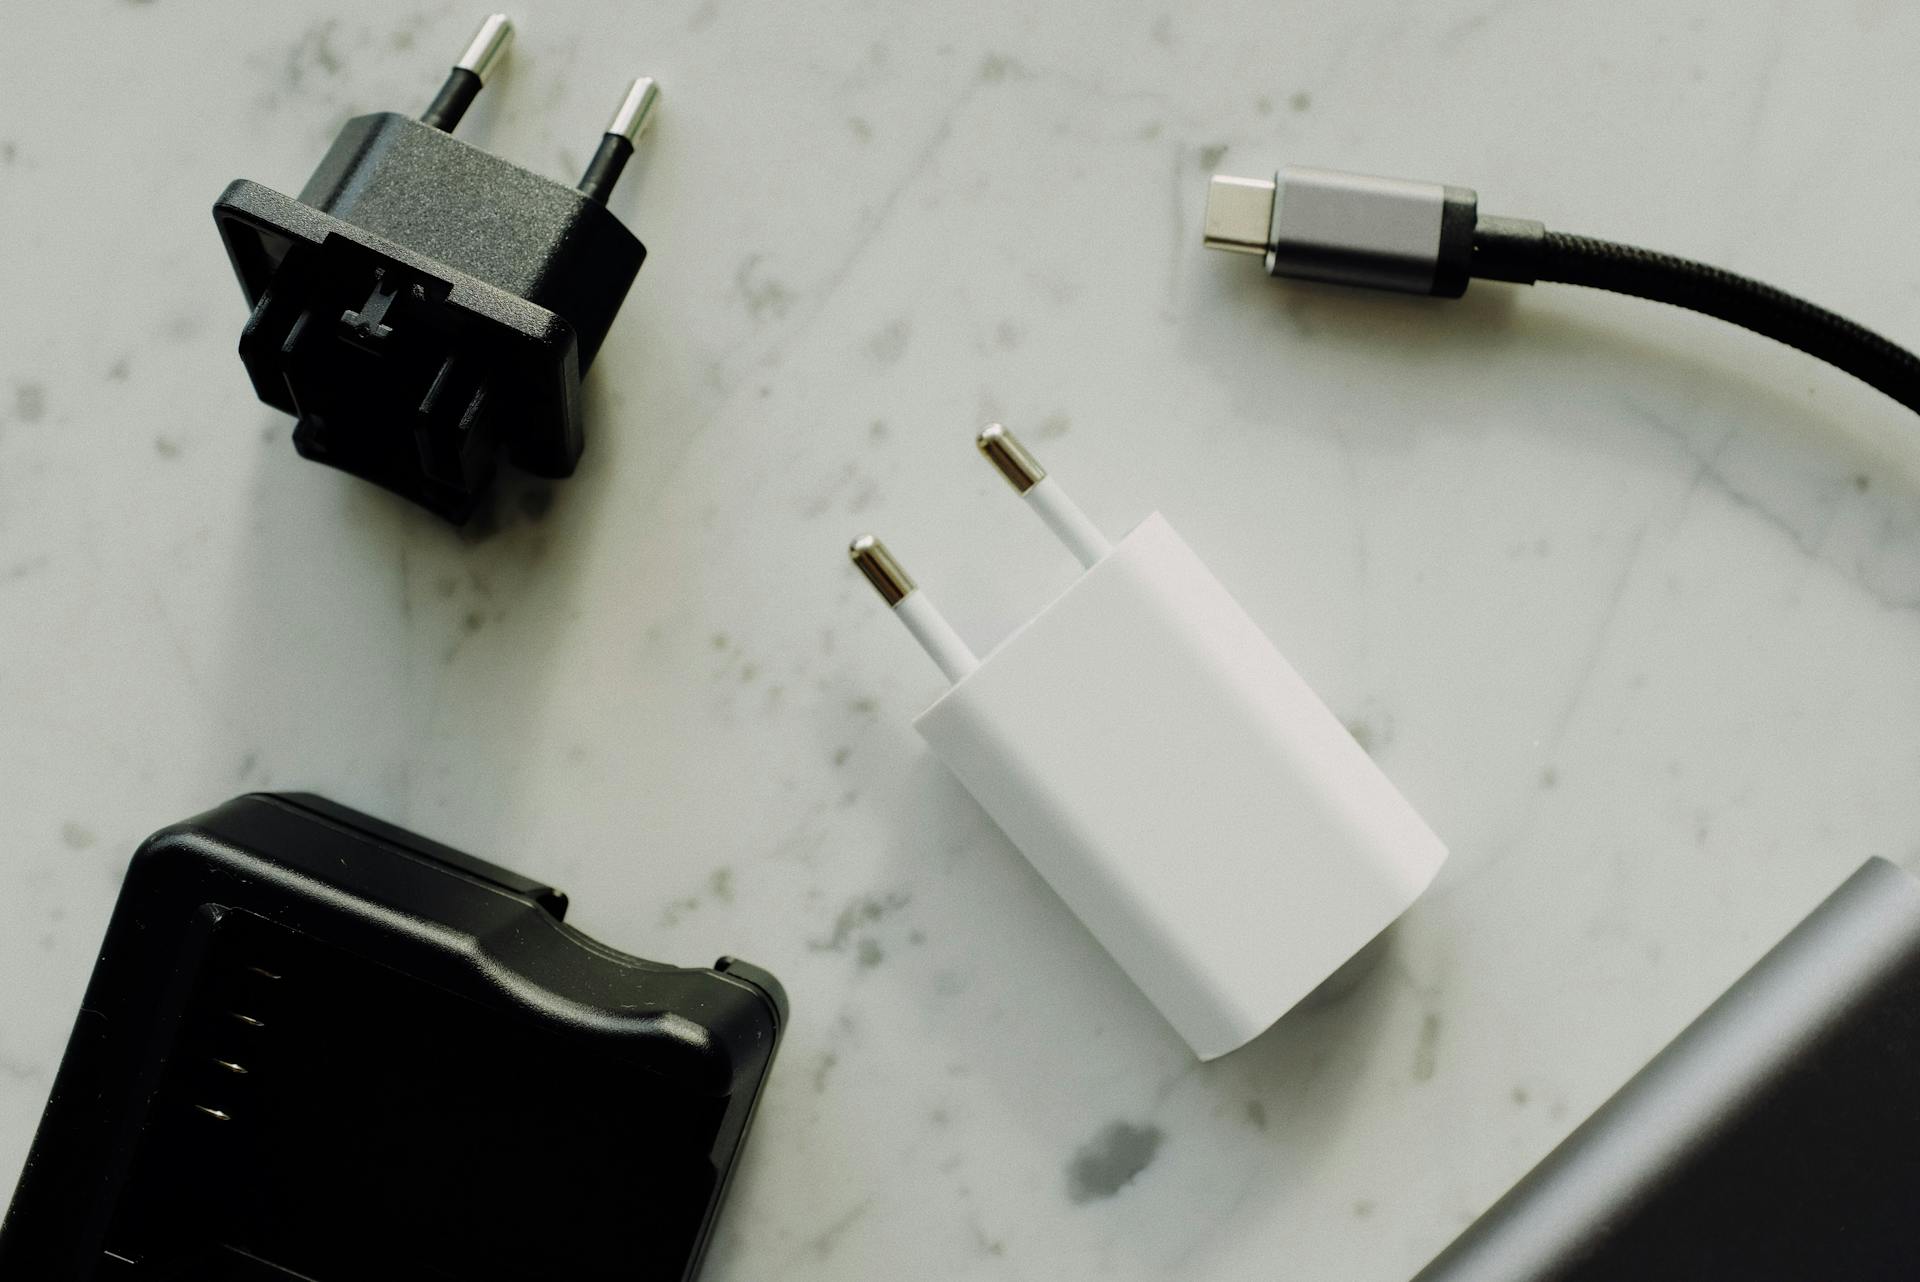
[1205,166,1920,418]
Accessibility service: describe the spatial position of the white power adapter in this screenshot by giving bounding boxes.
[852,426,1446,1059]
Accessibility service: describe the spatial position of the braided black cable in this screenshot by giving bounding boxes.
[1532,232,1920,417]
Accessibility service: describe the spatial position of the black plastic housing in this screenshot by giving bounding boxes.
[1413,857,1920,1281]
[0,793,783,1281]
[214,112,646,522]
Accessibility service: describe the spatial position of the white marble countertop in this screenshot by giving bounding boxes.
[5,2,1920,1277]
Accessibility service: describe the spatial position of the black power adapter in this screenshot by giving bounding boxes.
[0,793,786,1281]
[213,15,656,522]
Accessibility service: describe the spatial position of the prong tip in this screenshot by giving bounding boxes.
[976,422,1046,493]
[608,76,661,143]
[456,14,514,83]
[849,534,914,606]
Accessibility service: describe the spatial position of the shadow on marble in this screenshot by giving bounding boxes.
[194,369,633,833]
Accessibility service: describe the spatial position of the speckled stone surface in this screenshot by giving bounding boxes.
[4,3,1920,1277]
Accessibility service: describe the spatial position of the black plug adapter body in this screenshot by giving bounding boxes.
[214,22,655,523]
[0,793,786,1281]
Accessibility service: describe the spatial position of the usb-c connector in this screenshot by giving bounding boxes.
[1201,175,1276,256]
[1205,162,1920,418]
[1206,166,1479,296]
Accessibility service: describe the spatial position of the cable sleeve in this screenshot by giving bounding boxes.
[1527,231,1920,417]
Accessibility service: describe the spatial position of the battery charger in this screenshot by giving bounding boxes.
[0,793,785,1281]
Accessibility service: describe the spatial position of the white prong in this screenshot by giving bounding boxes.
[1025,476,1111,569]
[896,592,979,683]
[851,535,979,683]
[977,425,1112,568]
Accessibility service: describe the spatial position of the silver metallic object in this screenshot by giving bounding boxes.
[578,76,661,202]
[1270,166,1449,292]
[849,535,913,607]
[974,424,1111,569]
[1205,165,1477,295]
[1201,175,1277,256]
[848,531,978,681]
[976,423,1045,494]
[606,77,661,144]
[455,14,514,83]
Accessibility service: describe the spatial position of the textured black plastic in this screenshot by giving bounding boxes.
[0,793,784,1281]
[1412,857,1920,1282]
[214,112,646,522]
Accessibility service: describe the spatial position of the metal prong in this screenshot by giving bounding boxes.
[606,77,660,144]
[193,1105,233,1122]
[213,1059,249,1075]
[422,15,514,132]
[1203,174,1276,255]
[850,534,978,682]
[578,78,661,203]
[976,423,1046,494]
[973,424,1112,568]
[455,14,514,82]
[850,535,914,607]
[229,1012,265,1028]
[247,965,282,981]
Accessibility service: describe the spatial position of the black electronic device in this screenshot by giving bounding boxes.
[213,15,656,522]
[0,793,785,1281]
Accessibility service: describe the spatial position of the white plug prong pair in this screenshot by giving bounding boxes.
[850,425,1112,682]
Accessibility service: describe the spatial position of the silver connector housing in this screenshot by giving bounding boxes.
[1205,165,1479,297]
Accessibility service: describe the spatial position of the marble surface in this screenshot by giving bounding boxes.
[5,1,1920,1276]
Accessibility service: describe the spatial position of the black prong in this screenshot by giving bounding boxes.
[578,78,657,203]
[577,135,634,205]
[421,68,484,133]
[421,15,512,133]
